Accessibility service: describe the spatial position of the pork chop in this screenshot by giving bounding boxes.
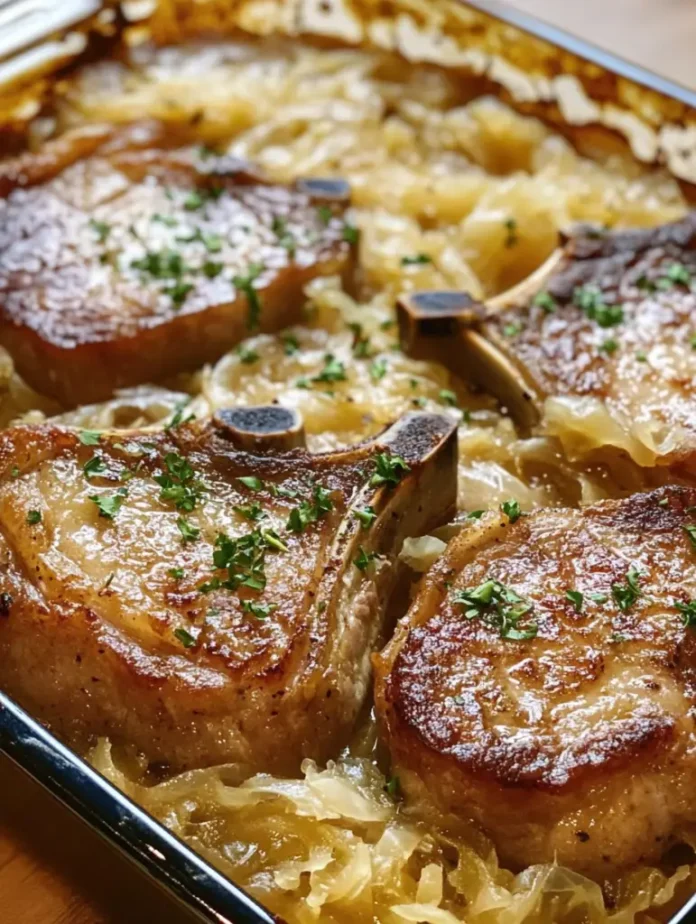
[0,122,355,406]
[485,216,696,471]
[375,486,696,878]
[0,410,457,774]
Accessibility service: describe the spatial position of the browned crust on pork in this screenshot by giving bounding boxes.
[0,124,355,405]
[375,486,696,875]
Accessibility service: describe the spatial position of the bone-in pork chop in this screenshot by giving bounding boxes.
[0,123,355,405]
[375,486,696,878]
[0,410,456,775]
[485,216,696,471]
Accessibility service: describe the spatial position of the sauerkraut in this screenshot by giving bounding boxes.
[3,37,695,924]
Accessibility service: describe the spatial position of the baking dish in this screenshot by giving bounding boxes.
[1,2,696,923]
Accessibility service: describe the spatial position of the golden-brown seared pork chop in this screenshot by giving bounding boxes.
[486,216,696,470]
[375,486,696,878]
[0,123,355,406]
[0,409,456,775]
[398,215,696,472]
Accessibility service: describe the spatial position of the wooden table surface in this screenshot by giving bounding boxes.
[1,3,694,923]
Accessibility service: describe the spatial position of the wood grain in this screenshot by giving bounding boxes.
[504,0,695,88]
[0,3,692,923]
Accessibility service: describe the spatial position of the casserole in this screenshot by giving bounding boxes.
[1,2,696,923]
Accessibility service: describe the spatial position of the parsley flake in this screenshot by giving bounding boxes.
[174,627,196,648]
[566,590,584,612]
[286,485,334,533]
[90,488,127,520]
[401,254,432,266]
[354,547,377,571]
[611,566,643,613]
[233,263,264,330]
[452,579,537,641]
[354,506,377,529]
[370,452,410,488]
[26,510,41,525]
[500,500,521,523]
[241,600,277,619]
[78,430,101,446]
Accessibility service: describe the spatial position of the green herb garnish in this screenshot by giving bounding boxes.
[354,506,377,529]
[566,590,583,612]
[370,452,410,488]
[241,600,277,619]
[90,488,127,520]
[354,547,377,571]
[500,499,521,523]
[401,254,432,266]
[26,510,41,525]
[233,263,264,329]
[286,485,334,533]
[78,430,101,446]
[573,285,623,328]
[452,579,537,641]
[611,566,642,613]
[174,627,196,648]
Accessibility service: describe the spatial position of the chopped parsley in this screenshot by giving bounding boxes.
[313,354,346,384]
[565,590,584,612]
[500,499,521,523]
[174,627,196,648]
[676,599,696,629]
[177,517,200,543]
[241,599,277,619]
[502,322,522,337]
[207,527,287,592]
[600,338,619,355]
[573,285,623,328]
[165,399,195,431]
[370,358,388,382]
[233,263,264,330]
[83,456,106,477]
[611,566,642,613]
[202,261,223,279]
[168,567,185,580]
[238,476,264,492]
[370,452,410,488]
[503,217,518,248]
[90,488,127,520]
[533,291,556,313]
[237,344,259,364]
[342,223,360,245]
[385,776,401,798]
[234,502,266,522]
[78,430,101,446]
[132,249,187,279]
[183,190,204,211]
[658,262,691,288]
[354,547,377,571]
[317,205,333,225]
[26,510,42,525]
[283,334,299,356]
[286,485,334,533]
[452,579,537,641]
[684,524,696,551]
[163,281,194,307]
[401,253,432,266]
[89,219,110,243]
[588,592,609,604]
[271,217,296,255]
[467,510,485,519]
[155,452,204,512]
[438,389,458,407]
[354,506,377,529]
